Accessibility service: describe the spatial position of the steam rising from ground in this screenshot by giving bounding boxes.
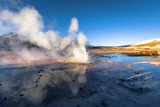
[0,7,89,63]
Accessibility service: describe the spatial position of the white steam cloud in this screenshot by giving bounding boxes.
[68,17,79,33]
[0,7,89,63]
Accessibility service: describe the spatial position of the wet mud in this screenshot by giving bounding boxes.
[0,53,160,107]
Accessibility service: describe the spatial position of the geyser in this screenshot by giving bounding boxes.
[0,7,89,63]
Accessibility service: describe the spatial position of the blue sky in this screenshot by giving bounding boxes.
[1,0,160,46]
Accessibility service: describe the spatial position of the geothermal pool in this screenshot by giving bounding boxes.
[0,53,160,107]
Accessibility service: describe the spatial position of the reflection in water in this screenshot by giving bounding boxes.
[124,60,160,80]
[126,72,151,79]
[138,60,160,66]
[1,53,160,106]
[125,60,160,67]
[0,63,87,106]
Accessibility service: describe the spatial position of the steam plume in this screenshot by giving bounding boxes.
[68,17,79,33]
[0,7,89,63]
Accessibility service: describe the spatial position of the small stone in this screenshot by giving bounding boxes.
[115,81,121,85]
[91,89,95,92]
[80,87,83,91]
[101,100,105,106]
[19,94,24,97]
[90,89,96,95]
[139,87,143,91]
[130,82,134,86]
[3,97,7,100]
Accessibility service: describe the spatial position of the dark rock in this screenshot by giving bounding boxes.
[19,94,24,96]
[3,97,7,100]
[101,100,105,106]
[139,87,143,91]
[80,87,83,91]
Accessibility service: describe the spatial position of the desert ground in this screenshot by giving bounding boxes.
[0,47,160,107]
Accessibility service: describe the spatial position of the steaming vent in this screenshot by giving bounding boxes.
[0,7,89,64]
